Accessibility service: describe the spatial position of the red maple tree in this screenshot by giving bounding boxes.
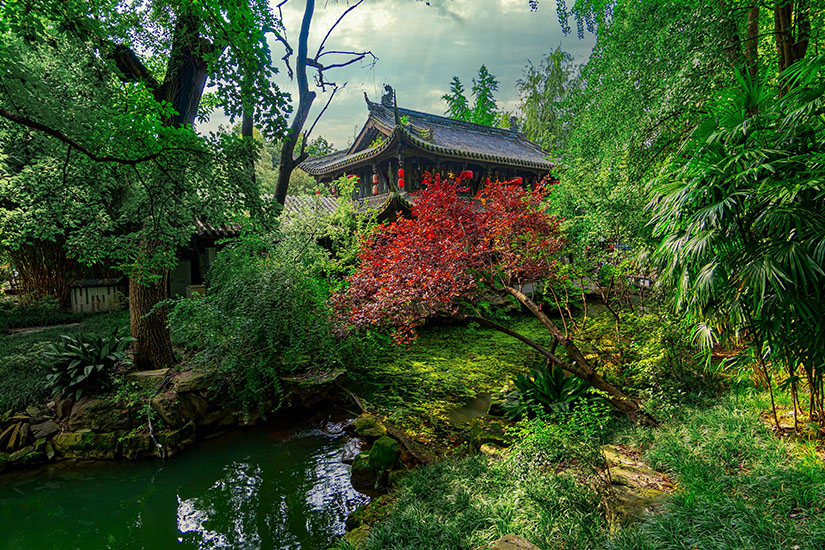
[333,173,650,422]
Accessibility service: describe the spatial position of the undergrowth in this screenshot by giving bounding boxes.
[0,310,129,411]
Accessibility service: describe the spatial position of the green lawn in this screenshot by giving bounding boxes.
[0,310,129,412]
[347,316,554,449]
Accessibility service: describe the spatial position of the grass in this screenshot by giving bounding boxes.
[347,316,554,448]
[0,309,129,411]
[352,386,825,550]
[0,296,87,331]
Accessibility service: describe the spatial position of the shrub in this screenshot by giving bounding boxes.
[169,225,341,410]
[502,363,608,419]
[43,330,134,400]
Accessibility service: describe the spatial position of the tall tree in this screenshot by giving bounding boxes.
[0,0,290,369]
[471,65,499,127]
[442,76,472,121]
[516,46,577,151]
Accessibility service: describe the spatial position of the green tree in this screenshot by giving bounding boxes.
[442,76,472,122]
[650,59,825,426]
[471,65,499,127]
[0,0,290,369]
[442,66,500,127]
[516,46,577,151]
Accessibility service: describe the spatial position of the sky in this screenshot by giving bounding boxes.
[204,0,595,148]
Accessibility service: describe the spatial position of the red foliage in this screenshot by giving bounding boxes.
[332,173,563,343]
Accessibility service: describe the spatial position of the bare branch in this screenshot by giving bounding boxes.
[315,0,365,58]
[305,83,341,142]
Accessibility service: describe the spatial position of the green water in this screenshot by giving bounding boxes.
[0,416,369,549]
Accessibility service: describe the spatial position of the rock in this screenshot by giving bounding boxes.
[0,424,16,450]
[2,422,31,451]
[606,485,667,528]
[121,433,156,460]
[488,534,540,550]
[351,452,379,488]
[468,416,512,452]
[480,443,506,459]
[8,445,37,465]
[368,436,401,471]
[52,432,118,460]
[172,370,209,393]
[55,397,74,420]
[346,494,395,530]
[30,420,59,440]
[44,441,55,461]
[69,397,141,432]
[163,421,196,456]
[25,405,40,417]
[354,413,387,439]
[200,408,237,431]
[344,524,370,547]
[342,438,366,465]
[151,391,209,428]
[124,368,170,391]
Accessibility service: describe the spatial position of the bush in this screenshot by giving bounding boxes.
[42,330,134,400]
[502,363,608,420]
[169,225,341,410]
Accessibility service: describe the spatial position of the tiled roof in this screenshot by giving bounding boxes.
[300,99,553,175]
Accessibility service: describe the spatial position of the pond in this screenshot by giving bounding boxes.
[0,412,368,549]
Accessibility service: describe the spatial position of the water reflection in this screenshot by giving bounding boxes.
[0,418,369,550]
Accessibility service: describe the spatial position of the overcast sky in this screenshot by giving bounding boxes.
[204,0,595,148]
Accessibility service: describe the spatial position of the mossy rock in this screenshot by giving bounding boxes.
[468,415,512,452]
[121,432,156,460]
[162,421,196,456]
[52,432,118,459]
[8,445,42,465]
[368,436,401,471]
[344,524,371,548]
[354,413,387,439]
[351,452,379,488]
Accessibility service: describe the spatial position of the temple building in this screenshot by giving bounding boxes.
[299,86,554,205]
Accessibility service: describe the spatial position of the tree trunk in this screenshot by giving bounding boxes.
[774,0,809,92]
[497,286,656,425]
[745,6,759,79]
[129,274,175,370]
[274,0,316,206]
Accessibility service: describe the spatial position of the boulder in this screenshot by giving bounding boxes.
[350,452,379,488]
[68,397,141,432]
[1,422,30,451]
[52,431,118,460]
[342,438,366,465]
[368,436,401,471]
[121,433,156,460]
[172,370,209,393]
[55,397,74,420]
[151,391,209,428]
[8,445,40,466]
[163,421,196,456]
[30,420,59,440]
[124,368,170,391]
[353,413,387,439]
[488,534,540,550]
[469,416,512,452]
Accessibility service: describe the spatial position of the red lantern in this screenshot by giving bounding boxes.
[484,177,491,186]
[372,183,379,195]
[459,170,473,180]
[372,173,379,184]
[397,168,404,179]
[398,178,405,188]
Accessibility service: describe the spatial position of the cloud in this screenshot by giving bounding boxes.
[201,0,595,148]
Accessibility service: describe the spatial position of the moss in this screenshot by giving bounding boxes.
[368,436,401,471]
[350,316,551,449]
